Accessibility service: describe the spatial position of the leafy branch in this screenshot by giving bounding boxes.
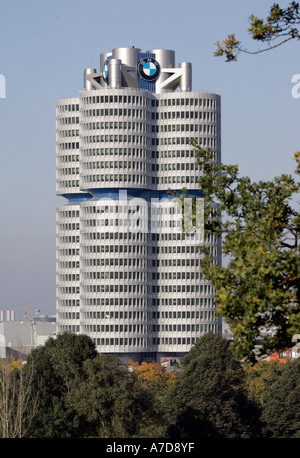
[193,140,300,363]
[214,2,300,61]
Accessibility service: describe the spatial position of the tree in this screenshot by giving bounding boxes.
[208,2,300,362]
[194,144,300,363]
[260,358,300,437]
[128,360,177,397]
[214,2,300,61]
[244,359,284,405]
[70,354,165,438]
[163,333,262,438]
[25,332,98,438]
[0,357,39,438]
[25,332,165,438]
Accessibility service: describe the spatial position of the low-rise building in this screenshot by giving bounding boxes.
[0,317,56,359]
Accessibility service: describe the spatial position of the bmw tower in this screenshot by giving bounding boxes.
[56,47,221,364]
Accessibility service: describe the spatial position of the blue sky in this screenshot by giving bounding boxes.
[0,0,299,316]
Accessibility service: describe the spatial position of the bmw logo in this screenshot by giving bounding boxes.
[138,57,160,82]
[102,60,109,82]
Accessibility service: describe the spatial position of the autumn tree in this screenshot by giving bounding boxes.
[128,360,177,397]
[244,359,284,405]
[215,2,300,61]
[0,357,39,438]
[194,144,300,363]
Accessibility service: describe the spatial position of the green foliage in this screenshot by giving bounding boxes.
[244,360,284,405]
[4,332,300,438]
[214,2,300,61]
[248,3,300,41]
[194,143,300,363]
[163,333,262,438]
[260,359,300,437]
[69,353,165,438]
[25,332,98,438]
[24,333,165,438]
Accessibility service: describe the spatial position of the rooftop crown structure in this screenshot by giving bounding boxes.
[56,47,221,364]
[84,47,192,94]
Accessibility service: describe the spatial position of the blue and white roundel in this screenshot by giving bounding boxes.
[102,61,108,81]
[138,57,160,82]
[143,61,157,77]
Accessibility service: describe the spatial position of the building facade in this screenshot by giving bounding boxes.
[56,47,221,363]
[0,319,56,359]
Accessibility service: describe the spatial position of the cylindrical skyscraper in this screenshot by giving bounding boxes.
[56,47,221,364]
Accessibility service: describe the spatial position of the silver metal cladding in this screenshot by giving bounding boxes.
[100,52,112,70]
[92,47,193,93]
[108,59,122,89]
[84,68,96,91]
[146,49,175,93]
[179,62,192,92]
[112,47,141,68]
